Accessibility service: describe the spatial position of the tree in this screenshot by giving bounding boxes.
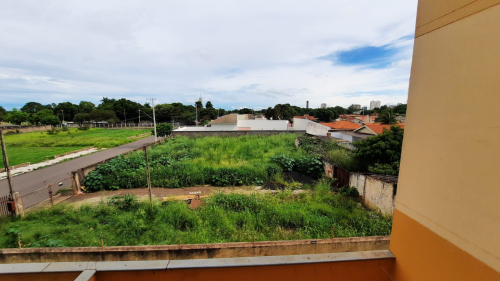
[54,102,79,122]
[90,110,117,122]
[5,108,30,125]
[0,106,6,122]
[393,103,407,115]
[353,126,404,176]
[195,101,203,109]
[21,102,45,115]
[333,106,346,115]
[32,109,57,125]
[205,101,214,109]
[74,113,91,126]
[40,115,61,126]
[377,108,396,124]
[154,123,173,137]
[79,101,95,113]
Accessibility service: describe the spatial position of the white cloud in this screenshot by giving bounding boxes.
[0,0,418,109]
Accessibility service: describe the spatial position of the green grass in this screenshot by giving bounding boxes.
[1,128,151,168]
[0,184,392,248]
[83,135,317,190]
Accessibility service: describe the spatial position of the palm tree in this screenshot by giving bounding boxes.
[378,108,396,124]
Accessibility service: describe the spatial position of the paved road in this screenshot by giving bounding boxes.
[0,136,158,208]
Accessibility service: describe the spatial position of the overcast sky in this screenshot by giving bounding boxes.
[0,0,418,110]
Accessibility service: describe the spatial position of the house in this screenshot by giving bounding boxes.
[319,121,362,131]
[354,123,405,136]
[395,116,406,123]
[293,114,317,121]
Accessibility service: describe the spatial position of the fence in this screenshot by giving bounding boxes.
[0,125,52,134]
[0,195,15,217]
[60,122,157,129]
[19,175,73,210]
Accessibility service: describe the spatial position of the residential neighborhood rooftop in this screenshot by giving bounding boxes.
[208,114,238,124]
[320,121,362,130]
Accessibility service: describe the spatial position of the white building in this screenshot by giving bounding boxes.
[370,100,381,110]
[174,114,330,136]
[320,103,327,108]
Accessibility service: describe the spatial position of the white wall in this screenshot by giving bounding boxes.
[292,118,310,130]
[306,122,330,136]
[237,120,289,130]
[331,132,354,142]
[175,124,238,131]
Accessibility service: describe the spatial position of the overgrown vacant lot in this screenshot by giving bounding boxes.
[0,128,151,168]
[0,183,392,248]
[83,134,322,191]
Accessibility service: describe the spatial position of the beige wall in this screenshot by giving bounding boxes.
[394,0,500,273]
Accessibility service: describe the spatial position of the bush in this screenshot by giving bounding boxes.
[77,126,90,131]
[270,155,295,171]
[294,156,324,179]
[338,186,360,198]
[154,123,173,137]
[108,194,138,211]
[46,128,60,135]
[266,164,282,178]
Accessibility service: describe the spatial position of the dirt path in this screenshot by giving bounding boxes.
[60,185,305,207]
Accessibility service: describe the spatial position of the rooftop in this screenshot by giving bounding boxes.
[209,114,238,124]
[320,121,362,130]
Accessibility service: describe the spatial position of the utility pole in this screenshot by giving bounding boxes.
[123,109,127,125]
[147,98,157,141]
[195,104,198,127]
[0,130,15,201]
[138,109,141,125]
[143,146,152,206]
[0,130,22,217]
[60,110,64,123]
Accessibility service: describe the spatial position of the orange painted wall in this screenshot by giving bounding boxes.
[95,259,395,281]
[389,210,499,280]
[390,0,500,278]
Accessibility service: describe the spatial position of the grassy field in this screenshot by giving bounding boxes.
[0,182,392,248]
[0,128,151,168]
[83,135,324,191]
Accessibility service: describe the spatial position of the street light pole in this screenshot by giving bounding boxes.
[147,98,157,141]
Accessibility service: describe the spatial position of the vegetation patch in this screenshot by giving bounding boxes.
[0,182,391,248]
[83,135,324,191]
[0,128,151,168]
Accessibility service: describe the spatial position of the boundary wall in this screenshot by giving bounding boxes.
[323,161,397,216]
[172,130,305,137]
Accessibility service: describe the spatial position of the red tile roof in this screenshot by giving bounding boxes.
[294,114,316,121]
[320,121,362,130]
[363,123,405,134]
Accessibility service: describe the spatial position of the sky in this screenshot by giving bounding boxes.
[0,0,418,111]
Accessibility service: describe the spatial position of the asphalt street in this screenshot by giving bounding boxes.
[0,136,157,208]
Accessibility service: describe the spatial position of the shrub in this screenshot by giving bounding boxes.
[266,164,282,178]
[294,156,324,179]
[108,194,138,211]
[154,123,173,137]
[46,128,60,135]
[77,126,90,131]
[338,186,360,198]
[270,155,295,171]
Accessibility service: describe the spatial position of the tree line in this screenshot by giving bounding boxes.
[0,99,407,125]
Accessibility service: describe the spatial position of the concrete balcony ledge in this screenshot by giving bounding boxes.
[0,250,395,274]
[0,236,390,263]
